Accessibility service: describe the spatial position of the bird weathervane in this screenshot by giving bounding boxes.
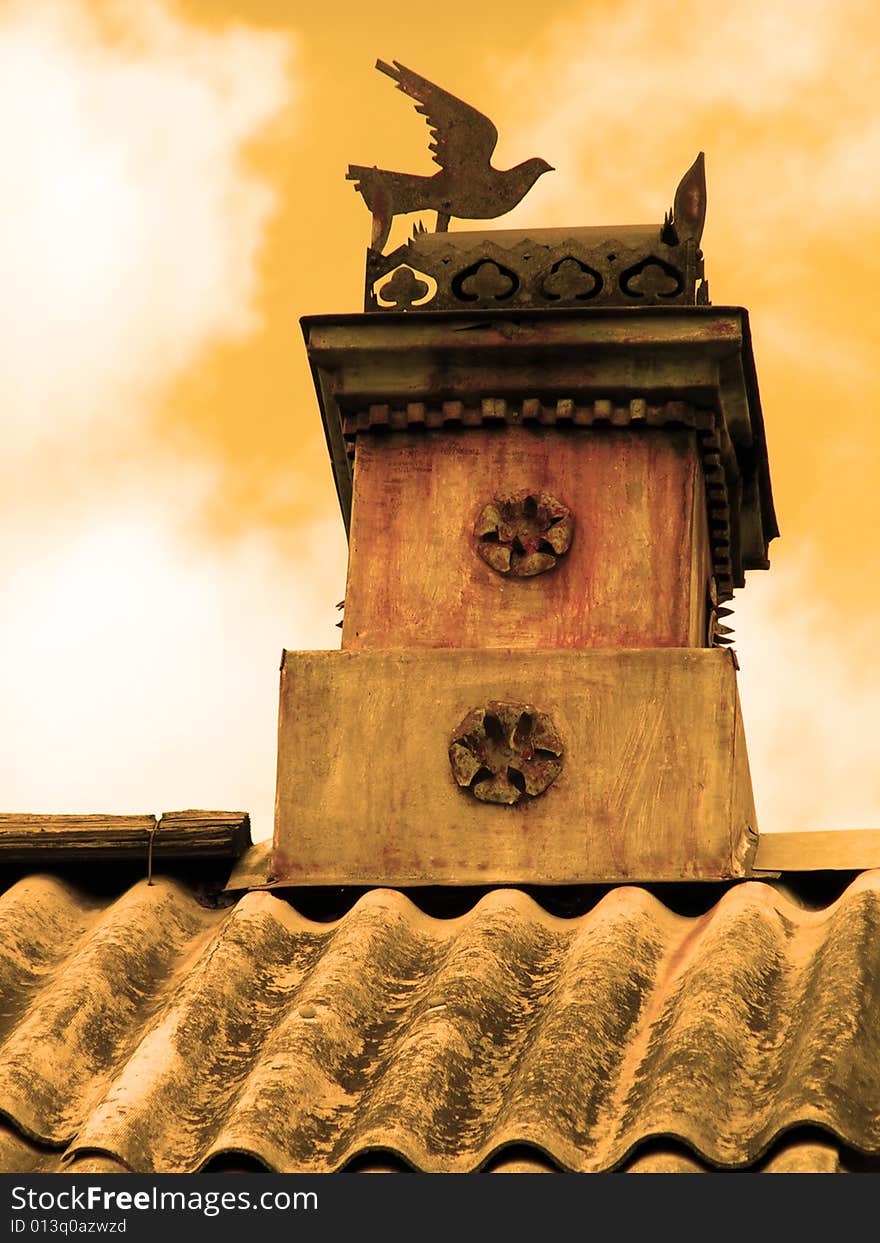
[347,59,553,254]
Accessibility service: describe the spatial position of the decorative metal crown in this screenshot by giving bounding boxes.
[364,154,708,313]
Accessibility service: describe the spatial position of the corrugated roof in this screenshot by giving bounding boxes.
[0,1121,851,1174]
[1,872,879,1173]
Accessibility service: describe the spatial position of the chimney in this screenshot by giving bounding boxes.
[273,148,777,886]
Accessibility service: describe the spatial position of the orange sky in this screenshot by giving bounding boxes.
[1,0,878,838]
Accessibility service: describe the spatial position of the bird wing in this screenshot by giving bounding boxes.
[376,59,498,172]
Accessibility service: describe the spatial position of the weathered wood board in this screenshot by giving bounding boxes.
[273,648,756,885]
[343,426,710,650]
[0,811,251,860]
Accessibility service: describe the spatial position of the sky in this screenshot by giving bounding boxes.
[0,0,878,841]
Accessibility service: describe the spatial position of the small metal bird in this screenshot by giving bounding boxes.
[347,59,553,254]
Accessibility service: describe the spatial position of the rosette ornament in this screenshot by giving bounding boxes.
[448,701,564,805]
[475,491,573,577]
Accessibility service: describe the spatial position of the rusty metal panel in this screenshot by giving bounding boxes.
[2,873,880,1172]
[272,647,756,885]
[365,222,706,312]
[302,306,778,586]
[342,402,735,603]
[343,426,709,650]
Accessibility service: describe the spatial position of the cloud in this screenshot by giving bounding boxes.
[0,0,346,839]
[0,0,291,469]
[0,478,346,837]
[736,554,880,831]
[500,0,879,237]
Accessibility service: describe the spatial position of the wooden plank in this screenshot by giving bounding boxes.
[0,811,251,861]
[754,830,880,873]
[273,648,756,885]
[343,426,706,651]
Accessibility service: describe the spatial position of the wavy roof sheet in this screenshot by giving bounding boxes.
[1,872,879,1173]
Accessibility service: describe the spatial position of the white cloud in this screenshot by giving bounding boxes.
[498,0,877,236]
[0,0,291,466]
[0,1,348,841]
[0,479,346,838]
[736,554,880,831]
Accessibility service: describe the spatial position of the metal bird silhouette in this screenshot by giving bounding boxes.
[347,60,553,254]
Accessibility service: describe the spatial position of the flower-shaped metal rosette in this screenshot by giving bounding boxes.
[475,490,573,577]
[448,701,564,805]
